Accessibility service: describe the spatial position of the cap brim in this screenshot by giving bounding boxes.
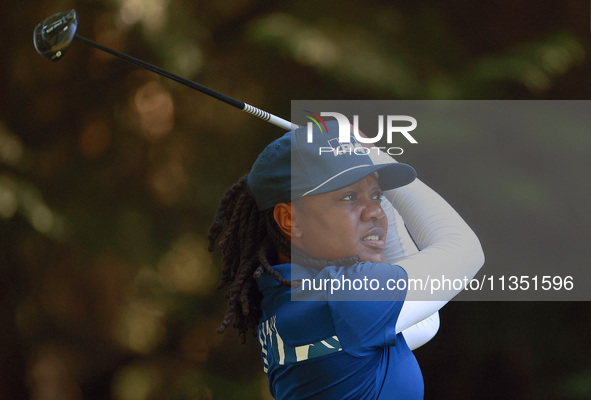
[374,162,417,191]
[303,162,416,197]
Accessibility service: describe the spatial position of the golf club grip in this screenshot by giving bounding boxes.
[74,35,244,109]
[242,104,298,131]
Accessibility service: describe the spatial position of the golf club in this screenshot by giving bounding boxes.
[33,9,298,131]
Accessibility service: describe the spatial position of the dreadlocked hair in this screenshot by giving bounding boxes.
[208,174,361,343]
[208,174,293,343]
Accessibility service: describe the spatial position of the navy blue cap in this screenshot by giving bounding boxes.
[247,120,416,210]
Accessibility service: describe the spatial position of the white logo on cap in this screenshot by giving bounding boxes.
[327,136,364,156]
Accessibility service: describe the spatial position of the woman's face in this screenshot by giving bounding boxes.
[291,174,387,263]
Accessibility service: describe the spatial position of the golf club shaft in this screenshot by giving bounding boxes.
[73,35,297,131]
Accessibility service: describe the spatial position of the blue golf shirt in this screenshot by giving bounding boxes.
[257,262,424,399]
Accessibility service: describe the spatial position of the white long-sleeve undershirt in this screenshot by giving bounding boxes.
[381,197,440,350]
[369,151,485,335]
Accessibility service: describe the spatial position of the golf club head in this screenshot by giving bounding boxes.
[34,9,78,61]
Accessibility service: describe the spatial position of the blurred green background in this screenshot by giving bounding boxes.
[1,0,590,399]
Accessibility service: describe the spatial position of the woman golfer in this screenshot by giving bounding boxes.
[208,121,484,399]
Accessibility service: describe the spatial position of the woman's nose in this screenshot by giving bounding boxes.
[361,198,385,221]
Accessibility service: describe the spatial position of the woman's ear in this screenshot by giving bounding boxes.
[274,203,299,239]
